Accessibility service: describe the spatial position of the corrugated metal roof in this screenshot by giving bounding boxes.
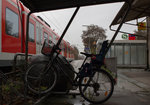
[20,0,125,12]
[111,0,150,25]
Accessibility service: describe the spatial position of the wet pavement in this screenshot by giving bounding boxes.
[36,60,150,105]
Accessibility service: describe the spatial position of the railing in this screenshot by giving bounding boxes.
[13,53,33,71]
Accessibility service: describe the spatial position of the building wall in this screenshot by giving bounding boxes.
[97,40,147,68]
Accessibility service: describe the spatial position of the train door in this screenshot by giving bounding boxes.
[48,29,53,44]
[43,28,49,42]
[2,0,22,53]
[20,6,36,54]
[35,21,41,54]
[48,34,53,44]
[53,33,57,44]
[39,25,43,52]
[28,18,36,54]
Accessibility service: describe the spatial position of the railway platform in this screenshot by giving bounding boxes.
[1,60,150,105]
[34,61,150,105]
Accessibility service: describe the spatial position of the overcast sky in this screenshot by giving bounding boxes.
[35,2,138,52]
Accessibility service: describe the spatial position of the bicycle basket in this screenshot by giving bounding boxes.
[41,39,55,55]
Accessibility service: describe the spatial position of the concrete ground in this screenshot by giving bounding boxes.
[36,60,150,105]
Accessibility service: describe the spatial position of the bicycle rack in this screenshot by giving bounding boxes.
[13,53,33,71]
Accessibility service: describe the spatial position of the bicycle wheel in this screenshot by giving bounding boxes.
[25,61,57,94]
[79,69,114,104]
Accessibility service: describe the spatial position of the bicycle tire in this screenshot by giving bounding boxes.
[25,61,57,94]
[79,69,114,104]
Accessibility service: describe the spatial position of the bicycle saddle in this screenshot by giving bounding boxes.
[80,52,93,57]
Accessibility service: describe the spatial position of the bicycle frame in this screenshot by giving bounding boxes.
[50,51,91,86]
[51,55,100,91]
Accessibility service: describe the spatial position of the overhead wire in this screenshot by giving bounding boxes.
[46,11,79,44]
[41,12,74,44]
[48,12,63,30]
[41,12,84,51]
[41,13,62,33]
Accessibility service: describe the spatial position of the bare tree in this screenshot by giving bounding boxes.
[81,24,107,54]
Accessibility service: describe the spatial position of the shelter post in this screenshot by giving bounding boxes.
[25,12,32,69]
[146,17,150,71]
[56,7,80,48]
[107,2,131,56]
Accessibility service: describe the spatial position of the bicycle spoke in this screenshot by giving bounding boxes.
[25,62,57,94]
[27,75,40,79]
[79,70,114,104]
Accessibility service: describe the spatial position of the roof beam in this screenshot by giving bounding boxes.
[20,0,125,12]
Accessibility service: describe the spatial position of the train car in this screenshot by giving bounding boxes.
[0,0,74,67]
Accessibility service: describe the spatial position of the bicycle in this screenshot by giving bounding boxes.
[25,39,114,104]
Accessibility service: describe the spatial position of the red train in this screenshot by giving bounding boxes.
[0,0,74,67]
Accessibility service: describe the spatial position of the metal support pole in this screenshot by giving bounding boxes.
[25,12,32,69]
[146,17,150,71]
[56,7,80,48]
[24,11,32,103]
[107,2,131,56]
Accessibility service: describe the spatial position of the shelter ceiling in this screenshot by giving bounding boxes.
[20,0,125,12]
[111,0,150,25]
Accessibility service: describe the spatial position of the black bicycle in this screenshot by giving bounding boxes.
[25,39,114,104]
[20,0,131,104]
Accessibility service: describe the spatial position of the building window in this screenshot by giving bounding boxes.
[5,8,19,37]
[29,22,35,42]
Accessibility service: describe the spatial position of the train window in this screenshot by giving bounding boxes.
[50,31,56,44]
[44,32,48,40]
[49,36,52,43]
[36,27,40,44]
[5,8,19,37]
[29,22,35,42]
[49,36,52,40]
[53,35,57,44]
[40,28,43,44]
